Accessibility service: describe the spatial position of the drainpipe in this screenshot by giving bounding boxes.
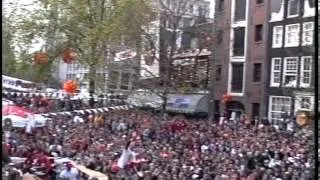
[263,0,271,120]
[208,13,218,122]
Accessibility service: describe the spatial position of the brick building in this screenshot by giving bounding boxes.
[211,0,268,120]
[266,0,315,124]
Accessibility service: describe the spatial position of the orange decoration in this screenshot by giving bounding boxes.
[222,93,232,104]
[62,49,77,64]
[34,52,49,64]
[63,80,77,94]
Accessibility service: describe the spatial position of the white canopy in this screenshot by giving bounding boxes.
[2,75,36,92]
[127,91,163,108]
[2,114,48,128]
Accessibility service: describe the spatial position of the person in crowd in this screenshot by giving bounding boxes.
[59,162,79,180]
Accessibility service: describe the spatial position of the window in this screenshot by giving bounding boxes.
[270,0,282,21]
[214,100,220,119]
[183,18,192,28]
[283,57,298,87]
[287,0,299,18]
[300,56,312,88]
[272,26,283,48]
[191,38,198,49]
[302,22,314,46]
[204,7,210,17]
[67,64,71,71]
[178,20,184,28]
[218,0,224,11]
[295,95,313,112]
[230,63,244,93]
[252,103,260,118]
[217,30,223,44]
[83,73,89,80]
[256,0,263,4]
[233,27,245,56]
[108,71,119,89]
[309,0,315,8]
[120,72,130,90]
[255,24,263,42]
[270,58,282,87]
[166,0,170,7]
[269,96,292,124]
[253,63,262,82]
[198,7,203,16]
[234,0,247,21]
[189,4,194,14]
[215,65,222,81]
[300,97,312,110]
[285,24,300,47]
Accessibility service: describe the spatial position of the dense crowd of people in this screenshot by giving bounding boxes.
[2,107,314,180]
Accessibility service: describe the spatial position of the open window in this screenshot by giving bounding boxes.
[283,57,298,87]
[287,0,300,18]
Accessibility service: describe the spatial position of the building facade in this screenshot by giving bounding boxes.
[170,22,213,92]
[266,0,315,124]
[158,0,212,88]
[60,51,137,94]
[211,0,268,120]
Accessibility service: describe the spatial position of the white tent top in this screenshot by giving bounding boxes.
[127,91,163,108]
[2,75,34,84]
[2,75,36,92]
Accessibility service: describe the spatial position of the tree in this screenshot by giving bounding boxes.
[2,16,17,76]
[13,0,154,106]
[120,0,214,114]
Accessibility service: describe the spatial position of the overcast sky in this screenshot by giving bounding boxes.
[209,0,215,18]
[4,0,215,17]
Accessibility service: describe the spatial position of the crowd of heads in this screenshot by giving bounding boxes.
[2,107,315,180]
[3,93,126,114]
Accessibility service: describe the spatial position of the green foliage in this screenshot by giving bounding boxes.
[13,0,154,89]
[112,0,156,42]
[2,17,17,76]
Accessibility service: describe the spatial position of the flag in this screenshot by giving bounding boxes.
[114,50,137,61]
[117,141,135,169]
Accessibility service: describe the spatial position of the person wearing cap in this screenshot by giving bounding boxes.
[59,162,79,180]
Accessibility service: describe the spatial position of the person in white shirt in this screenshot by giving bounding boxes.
[73,116,84,123]
[25,115,36,134]
[117,141,135,169]
[59,163,79,180]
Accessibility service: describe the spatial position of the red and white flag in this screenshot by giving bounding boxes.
[114,50,137,61]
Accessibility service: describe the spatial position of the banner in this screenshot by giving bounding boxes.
[167,97,191,108]
[114,50,137,61]
[2,75,37,92]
